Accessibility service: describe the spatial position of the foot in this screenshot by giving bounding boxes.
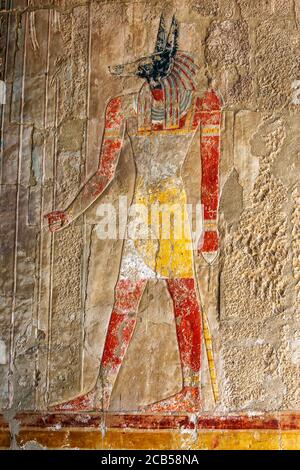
[139,386,201,413]
[50,390,97,412]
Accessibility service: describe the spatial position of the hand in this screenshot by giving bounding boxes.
[44,210,68,233]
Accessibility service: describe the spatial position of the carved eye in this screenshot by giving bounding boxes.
[114,65,124,74]
[138,64,151,77]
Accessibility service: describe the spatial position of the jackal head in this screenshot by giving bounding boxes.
[109,15,198,90]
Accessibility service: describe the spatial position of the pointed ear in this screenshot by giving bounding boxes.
[155,13,167,53]
[166,15,179,56]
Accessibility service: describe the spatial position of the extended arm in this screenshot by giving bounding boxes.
[197,89,223,262]
[46,96,127,231]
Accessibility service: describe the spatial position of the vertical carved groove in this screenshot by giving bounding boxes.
[8,5,28,408]
[80,2,92,391]
[29,11,39,51]
[0,0,12,188]
[45,78,59,402]
[34,7,51,409]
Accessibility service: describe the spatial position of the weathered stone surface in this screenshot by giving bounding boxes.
[205,19,253,107]
[254,18,300,111]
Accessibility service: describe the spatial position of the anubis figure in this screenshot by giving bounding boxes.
[46,15,222,412]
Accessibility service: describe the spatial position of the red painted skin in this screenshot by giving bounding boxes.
[102,279,201,374]
[48,88,222,413]
[167,279,202,373]
[101,280,147,370]
[194,92,222,253]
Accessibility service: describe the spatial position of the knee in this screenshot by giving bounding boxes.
[113,279,145,316]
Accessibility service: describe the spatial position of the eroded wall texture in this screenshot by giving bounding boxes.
[0,0,299,450]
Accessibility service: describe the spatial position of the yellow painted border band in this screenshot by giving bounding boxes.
[0,428,297,450]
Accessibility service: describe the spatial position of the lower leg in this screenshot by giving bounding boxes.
[167,278,202,389]
[51,279,146,411]
[97,279,147,410]
[141,278,202,412]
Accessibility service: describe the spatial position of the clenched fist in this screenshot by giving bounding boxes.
[44,210,68,233]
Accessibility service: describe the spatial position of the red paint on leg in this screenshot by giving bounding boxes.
[101,280,146,369]
[167,279,202,372]
[114,279,146,314]
[51,390,96,412]
[140,386,201,413]
[101,312,135,369]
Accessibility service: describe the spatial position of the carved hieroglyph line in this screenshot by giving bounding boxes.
[45,79,60,402]
[29,11,39,51]
[35,8,51,409]
[80,2,92,392]
[0,0,12,188]
[9,9,29,407]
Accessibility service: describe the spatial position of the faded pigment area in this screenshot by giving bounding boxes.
[0,0,300,450]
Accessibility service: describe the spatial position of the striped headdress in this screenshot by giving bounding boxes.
[138,15,199,131]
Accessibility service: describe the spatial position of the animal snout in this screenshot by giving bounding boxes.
[109,64,124,75]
